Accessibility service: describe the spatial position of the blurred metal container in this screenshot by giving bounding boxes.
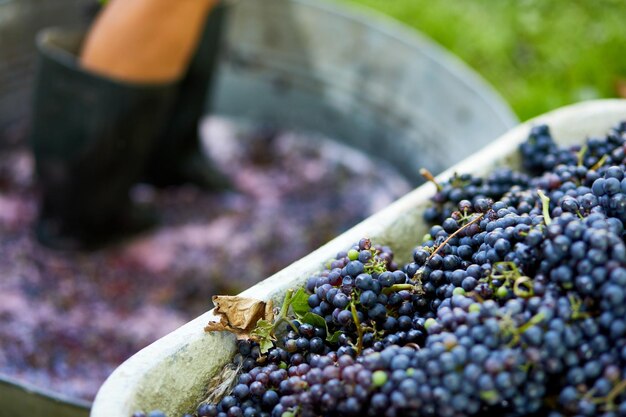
[91,99,626,417]
[0,376,90,417]
[0,0,516,178]
[210,0,517,182]
[0,0,517,415]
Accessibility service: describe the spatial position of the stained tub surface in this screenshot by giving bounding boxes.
[91,99,626,417]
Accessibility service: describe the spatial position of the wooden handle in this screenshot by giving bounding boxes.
[80,0,219,83]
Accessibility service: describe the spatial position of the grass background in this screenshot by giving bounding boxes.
[338,0,626,121]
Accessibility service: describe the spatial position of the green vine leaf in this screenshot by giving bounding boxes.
[290,288,311,317]
[297,311,344,345]
[299,312,326,328]
[326,331,343,343]
[250,319,276,354]
[258,338,274,354]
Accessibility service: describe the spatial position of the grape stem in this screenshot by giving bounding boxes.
[382,284,416,295]
[568,294,590,320]
[503,312,545,347]
[350,298,364,355]
[577,145,588,167]
[537,190,552,226]
[420,168,442,191]
[604,379,626,410]
[513,276,534,298]
[587,379,626,410]
[280,289,294,320]
[518,312,545,334]
[428,213,484,261]
[273,289,299,335]
[591,154,609,171]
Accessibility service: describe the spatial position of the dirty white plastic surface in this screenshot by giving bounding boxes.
[91,100,626,417]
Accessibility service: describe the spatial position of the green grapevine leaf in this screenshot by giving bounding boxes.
[326,331,343,343]
[250,319,276,353]
[258,338,274,354]
[290,288,311,317]
[299,312,343,344]
[299,312,326,329]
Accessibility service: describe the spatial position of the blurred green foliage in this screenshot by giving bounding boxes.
[340,0,626,121]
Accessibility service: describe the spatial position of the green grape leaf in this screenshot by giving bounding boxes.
[290,288,311,317]
[250,319,273,338]
[299,312,326,329]
[250,319,276,353]
[326,331,343,344]
[258,338,274,354]
[300,312,344,344]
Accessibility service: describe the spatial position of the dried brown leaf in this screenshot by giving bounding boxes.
[204,295,274,338]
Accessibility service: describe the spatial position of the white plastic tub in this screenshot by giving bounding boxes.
[91,99,626,417]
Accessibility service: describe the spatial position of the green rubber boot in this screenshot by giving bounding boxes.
[143,2,230,189]
[30,28,177,250]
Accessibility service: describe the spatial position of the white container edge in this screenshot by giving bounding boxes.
[91,99,626,417]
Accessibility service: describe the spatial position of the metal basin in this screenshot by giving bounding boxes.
[0,0,516,414]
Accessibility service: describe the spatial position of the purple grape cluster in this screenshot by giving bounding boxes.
[136,122,626,417]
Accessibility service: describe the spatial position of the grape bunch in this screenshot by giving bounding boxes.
[136,121,626,417]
